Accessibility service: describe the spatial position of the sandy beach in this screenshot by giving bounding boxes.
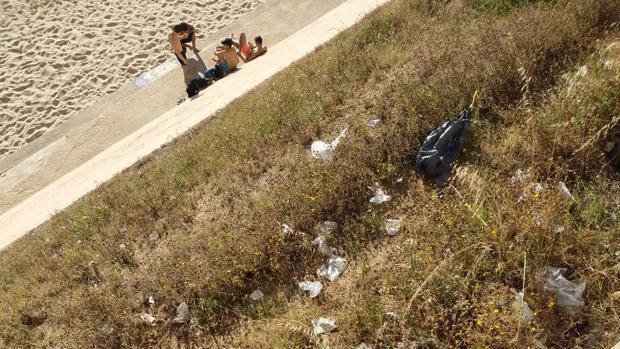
[0,0,266,161]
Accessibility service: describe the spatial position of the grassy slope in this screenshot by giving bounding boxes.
[1,0,620,348]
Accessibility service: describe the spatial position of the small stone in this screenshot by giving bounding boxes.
[148,296,155,304]
[119,227,128,234]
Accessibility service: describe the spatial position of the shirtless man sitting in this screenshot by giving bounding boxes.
[233,33,267,62]
[212,38,239,75]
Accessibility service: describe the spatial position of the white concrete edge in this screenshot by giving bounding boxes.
[0,0,389,250]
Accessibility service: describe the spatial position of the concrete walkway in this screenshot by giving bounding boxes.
[0,0,389,250]
[0,0,346,214]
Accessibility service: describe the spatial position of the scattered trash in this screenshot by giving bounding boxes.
[312,317,337,335]
[282,223,294,236]
[511,169,526,184]
[416,102,474,179]
[605,59,616,70]
[312,235,346,281]
[250,290,264,301]
[311,128,348,162]
[100,324,114,335]
[368,118,381,128]
[543,267,585,310]
[298,281,323,298]
[312,236,336,258]
[554,225,565,234]
[173,302,190,323]
[140,313,157,325]
[317,256,347,281]
[385,219,401,236]
[148,295,155,305]
[511,288,534,323]
[369,183,392,205]
[393,176,404,184]
[320,220,338,234]
[386,312,402,321]
[518,182,544,203]
[119,226,128,234]
[558,182,575,201]
[357,344,373,349]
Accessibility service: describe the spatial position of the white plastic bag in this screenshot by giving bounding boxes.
[298,281,323,298]
[311,128,348,162]
[369,183,392,205]
[543,267,585,310]
[557,182,575,201]
[312,317,337,335]
[317,256,347,282]
[250,289,264,301]
[385,219,401,236]
[510,288,534,323]
[173,302,190,323]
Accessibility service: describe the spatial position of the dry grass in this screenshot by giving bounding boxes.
[1,0,619,348]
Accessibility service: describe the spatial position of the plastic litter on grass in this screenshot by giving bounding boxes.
[317,256,347,281]
[510,288,534,323]
[385,219,401,236]
[311,128,348,162]
[140,313,156,325]
[543,267,585,310]
[298,281,323,298]
[369,183,392,205]
[173,302,190,323]
[558,182,575,201]
[250,290,264,301]
[312,317,337,335]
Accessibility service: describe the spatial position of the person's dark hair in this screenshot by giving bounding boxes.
[221,38,234,47]
[254,36,263,45]
[173,22,189,33]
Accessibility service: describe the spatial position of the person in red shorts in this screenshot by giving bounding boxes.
[232,33,267,62]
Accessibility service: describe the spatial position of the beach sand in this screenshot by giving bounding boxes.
[0,0,266,160]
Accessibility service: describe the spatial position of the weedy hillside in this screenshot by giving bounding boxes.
[1,0,619,348]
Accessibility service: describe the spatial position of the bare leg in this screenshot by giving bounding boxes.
[181,65,192,85]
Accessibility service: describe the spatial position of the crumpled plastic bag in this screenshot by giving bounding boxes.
[312,317,337,335]
[317,256,347,282]
[298,281,323,298]
[369,183,392,205]
[368,118,381,128]
[312,236,336,258]
[385,219,401,236]
[173,302,190,323]
[320,220,338,234]
[311,128,348,162]
[416,106,472,179]
[543,267,585,310]
[312,236,346,281]
[250,289,264,301]
[557,182,575,201]
[140,313,157,325]
[510,288,534,323]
